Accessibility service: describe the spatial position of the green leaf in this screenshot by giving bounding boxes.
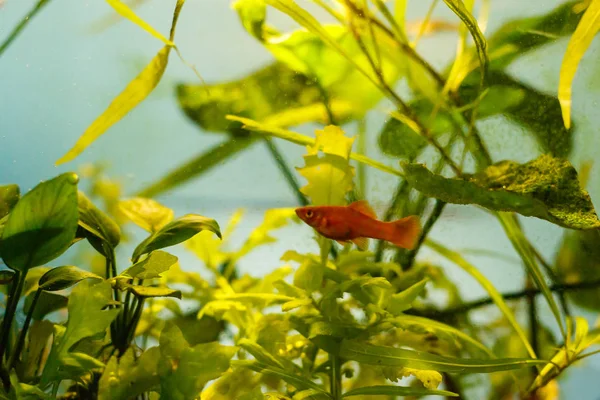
[403,155,600,230]
[77,191,121,248]
[40,281,120,386]
[0,184,19,219]
[24,291,68,321]
[0,270,15,285]
[485,1,585,70]
[342,385,457,398]
[56,46,171,165]
[282,298,313,311]
[200,368,260,400]
[442,0,488,87]
[105,0,174,46]
[297,126,355,206]
[121,250,178,280]
[118,197,174,233]
[555,229,600,311]
[98,348,161,400]
[238,338,286,369]
[293,261,323,294]
[382,366,443,389]
[136,137,258,198]
[132,214,221,261]
[20,320,54,381]
[9,371,50,400]
[425,239,536,358]
[338,339,545,373]
[38,265,103,292]
[558,0,600,128]
[159,325,237,400]
[234,360,331,396]
[387,278,428,315]
[459,71,572,158]
[0,173,79,271]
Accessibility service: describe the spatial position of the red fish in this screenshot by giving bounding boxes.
[295,201,421,251]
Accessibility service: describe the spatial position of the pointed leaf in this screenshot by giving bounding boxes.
[338,339,545,373]
[0,173,79,271]
[39,265,103,292]
[118,197,174,233]
[78,191,121,248]
[402,155,600,229]
[56,46,171,165]
[105,0,174,46]
[121,250,178,280]
[442,0,488,86]
[558,0,600,128]
[342,385,457,398]
[132,214,221,261]
[117,282,182,299]
[387,278,428,315]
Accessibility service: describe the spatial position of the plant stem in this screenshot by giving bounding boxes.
[330,355,342,400]
[263,137,308,207]
[396,200,446,269]
[8,288,41,370]
[0,270,26,365]
[0,0,51,57]
[414,278,600,318]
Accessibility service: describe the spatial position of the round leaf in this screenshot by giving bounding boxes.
[0,173,80,271]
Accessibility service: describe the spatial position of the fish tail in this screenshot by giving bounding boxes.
[387,216,421,250]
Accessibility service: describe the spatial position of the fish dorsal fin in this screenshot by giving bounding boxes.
[352,237,369,251]
[348,200,377,219]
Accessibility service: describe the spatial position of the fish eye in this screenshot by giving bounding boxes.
[306,210,314,218]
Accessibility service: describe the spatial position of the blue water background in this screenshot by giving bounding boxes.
[2,0,600,397]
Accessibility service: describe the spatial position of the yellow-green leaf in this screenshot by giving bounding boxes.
[297,126,355,206]
[56,46,171,165]
[118,197,174,233]
[382,366,443,389]
[558,0,600,129]
[105,0,174,46]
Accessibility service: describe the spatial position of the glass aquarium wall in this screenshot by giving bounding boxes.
[1,0,599,399]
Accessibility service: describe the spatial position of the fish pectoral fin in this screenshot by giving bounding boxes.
[348,200,378,219]
[351,237,369,251]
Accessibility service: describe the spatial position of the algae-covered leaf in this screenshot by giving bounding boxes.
[38,265,103,292]
[0,173,79,271]
[338,340,545,373]
[78,191,121,248]
[121,250,178,280]
[555,229,600,311]
[177,62,347,135]
[0,184,19,219]
[56,46,170,165]
[41,281,120,386]
[342,385,457,398]
[118,197,174,233]
[403,155,600,229]
[297,126,355,206]
[98,348,161,400]
[459,71,572,158]
[442,0,488,87]
[558,0,600,129]
[132,214,221,261]
[485,1,585,70]
[105,0,174,46]
[387,278,428,315]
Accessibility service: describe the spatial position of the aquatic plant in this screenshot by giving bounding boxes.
[2,0,600,399]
